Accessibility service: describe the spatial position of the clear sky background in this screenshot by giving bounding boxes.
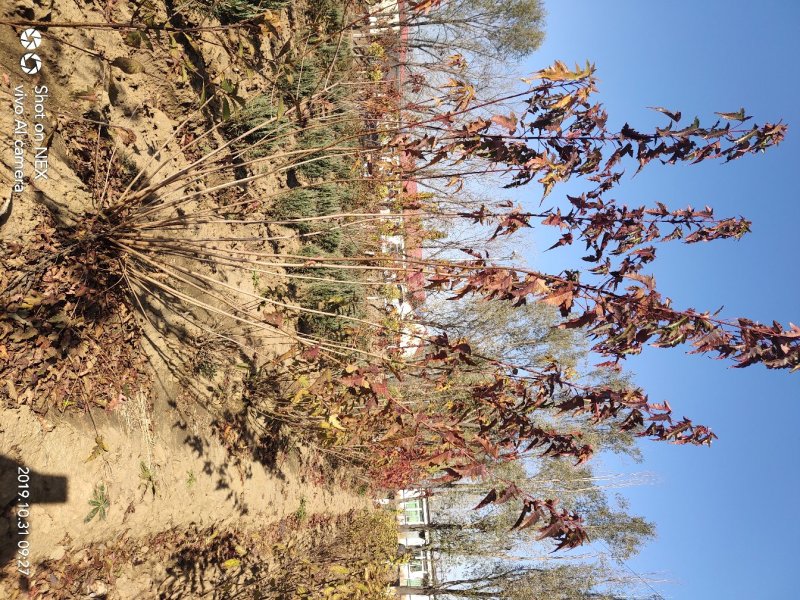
[512,1,800,598]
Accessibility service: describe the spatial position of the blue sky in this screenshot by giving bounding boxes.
[515,1,800,598]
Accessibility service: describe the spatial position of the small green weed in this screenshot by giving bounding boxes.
[197,360,218,378]
[85,483,110,523]
[295,496,307,522]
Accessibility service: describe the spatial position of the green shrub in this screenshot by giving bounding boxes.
[223,95,293,156]
[272,189,317,233]
[315,38,354,72]
[316,227,341,253]
[316,187,339,214]
[306,0,345,32]
[271,185,353,253]
[279,40,353,102]
[277,61,323,101]
[291,244,364,339]
[296,245,355,276]
[296,127,354,181]
[297,276,365,341]
[338,238,360,257]
[272,185,353,239]
[206,0,288,23]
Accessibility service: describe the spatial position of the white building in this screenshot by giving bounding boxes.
[395,490,436,598]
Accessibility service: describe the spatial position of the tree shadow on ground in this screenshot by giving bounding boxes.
[155,525,270,600]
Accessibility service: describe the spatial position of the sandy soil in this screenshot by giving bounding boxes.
[1,396,368,596]
[1,396,367,556]
[0,0,373,596]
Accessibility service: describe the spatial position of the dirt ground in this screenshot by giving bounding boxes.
[0,0,374,596]
[0,399,369,596]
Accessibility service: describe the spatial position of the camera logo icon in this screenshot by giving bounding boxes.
[21,52,42,75]
[20,28,42,50]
